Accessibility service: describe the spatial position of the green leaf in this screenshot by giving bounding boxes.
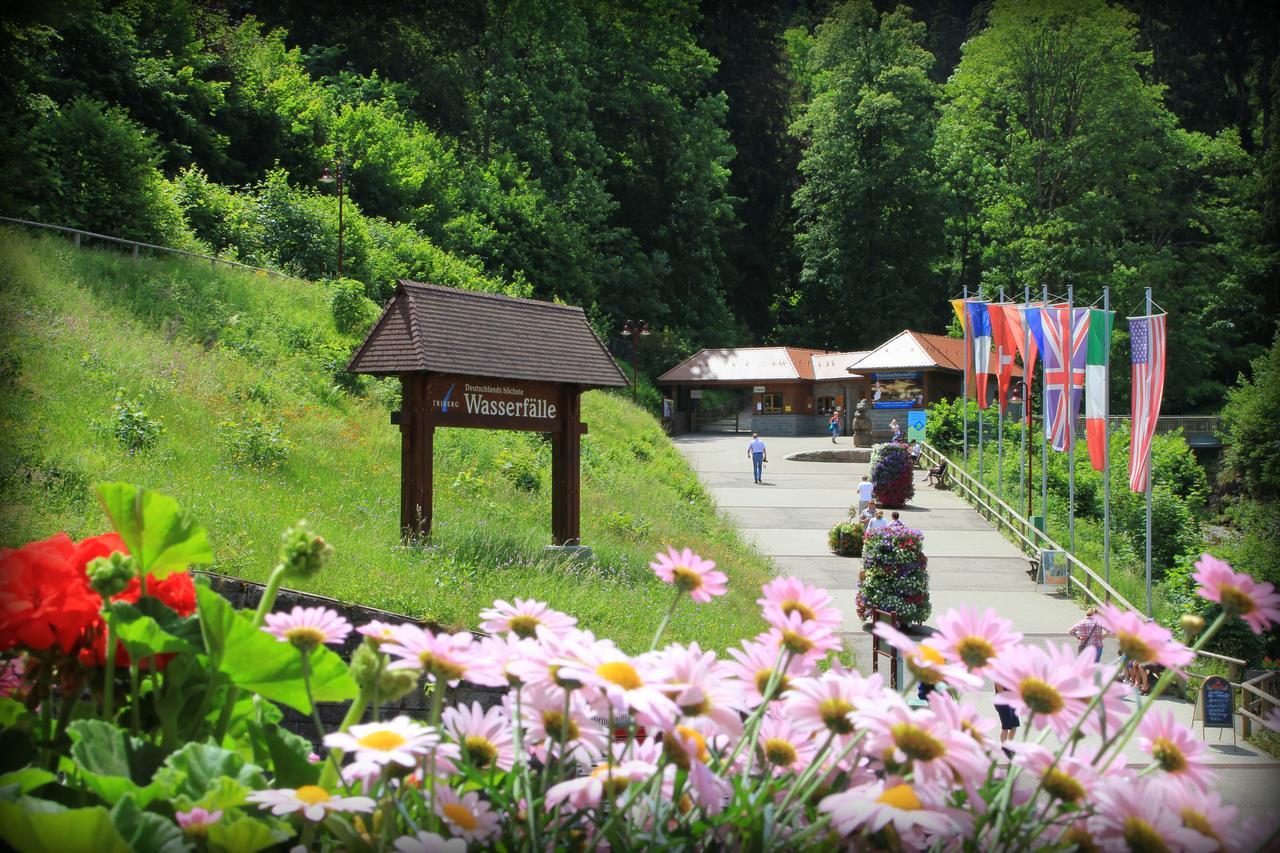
[154,742,267,804]
[110,604,195,660]
[195,585,357,712]
[258,720,320,788]
[0,698,28,728]
[95,482,213,579]
[181,774,251,814]
[110,795,192,853]
[207,815,293,853]
[65,720,169,807]
[0,768,56,795]
[0,800,132,853]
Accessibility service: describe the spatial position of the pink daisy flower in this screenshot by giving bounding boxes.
[654,641,749,737]
[1138,709,1213,790]
[175,807,222,836]
[553,640,680,729]
[1096,605,1193,670]
[686,757,732,816]
[649,547,728,603]
[246,785,375,821]
[262,606,352,652]
[545,757,658,812]
[356,620,401,647]
[926,691,997,750]
[433,786,500,844]
[1192,553,1280,634]
[505,626,598,694]
[987,642,1100,739]
[1007,742,1103,805]
[1160,777,1243,850]
[382,625,505,687]
[393,831,467,853]
[443,701,516,771]
[756,711,818,775]
[784,669,884,739]
[1089,777,1217,853]
[1082,678,1131,740]
[871,622,982,690]
[323,715,439,768]
[724,638,807,704]
[478,598,576,639]
[857,694,987,788]
[820,779,963,845]
[757,611,841,665]
[514,684,609,763]
[931,605,1023,671]
[757,577,841,631]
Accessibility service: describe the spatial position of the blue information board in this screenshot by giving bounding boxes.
[907,411,926,442]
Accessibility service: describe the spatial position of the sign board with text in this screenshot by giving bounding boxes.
[871,371,924,409]
[1199,676,1234,729]
[427,374,565,432]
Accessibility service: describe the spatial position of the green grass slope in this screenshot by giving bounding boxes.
[0,230,774,651]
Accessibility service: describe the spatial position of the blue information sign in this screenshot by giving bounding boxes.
[871,371,924,409]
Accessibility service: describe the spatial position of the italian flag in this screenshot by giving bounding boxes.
[1085,308,1114,471]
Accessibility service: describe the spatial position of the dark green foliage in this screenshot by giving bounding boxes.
[326,278,379,336]
[219,415,292,469]
[107,390,166,455]
[828,520,864,557]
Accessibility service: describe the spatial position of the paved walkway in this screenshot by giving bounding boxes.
[673,432,1279,818]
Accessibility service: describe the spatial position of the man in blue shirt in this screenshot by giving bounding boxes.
[747,433,768,484]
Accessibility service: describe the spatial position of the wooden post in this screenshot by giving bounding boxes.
[551,385,582,545]
[73,232,80,249]
[400,374,434,539]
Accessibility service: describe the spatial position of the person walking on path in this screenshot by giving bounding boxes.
[857,476,874,514]
[890,417,902,441]
[858,500,877,526]
[747,433,768,484]
[828,411,840,443]
[1068,607,1111,662]
[994,683,1019,758]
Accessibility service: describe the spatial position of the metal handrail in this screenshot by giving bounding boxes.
[919,441,1142,614]
[0,215,299,280]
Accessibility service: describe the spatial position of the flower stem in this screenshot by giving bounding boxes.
[317,688,371,792]
[102,617,117,721]
[128,662,141,736]
[649,589,682,651]
[252,564,288,628]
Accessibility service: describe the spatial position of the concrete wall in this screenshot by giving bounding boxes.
[750,413,834,436]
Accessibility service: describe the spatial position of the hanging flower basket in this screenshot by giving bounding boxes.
[869,442,915,508]
[828,520,864,557]
[855,524,930,626]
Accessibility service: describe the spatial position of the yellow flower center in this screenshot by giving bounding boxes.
[1064,827,1100,853]
[1151,737,1187,773]
[664,725,710,769]
[876,784,923,811]
[356,730,408,751]
[1019,678,1065,715]
[541,710,579,742]
[955,635,997,669]
[677,725,709,762]
[1122,817,1170,853]
[671,566,704,592]
[763,738,798,767]
[680,695,712,716]
[508,614,540,638]
[1218,585,1255,618]
[589,764,632,798]
[781,630,814,654]
[1042,768,1086,803]
[464,735,499,768]
[418,652,466,682]
[1180,809,1221,844]
[817,698,856,734]
[907,644,948,684]
[548,664,581,690]
[442,802,478,832]
[890,722,945,762]
[1117,632,1155,664]
[754,669,790,700]
[596,661,643,691]
[781,600,817,622]
[294,786,331,806]
[285,626,327,649]
[918,643,945,666]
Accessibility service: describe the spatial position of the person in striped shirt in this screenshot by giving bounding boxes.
[1068,608,1112,662]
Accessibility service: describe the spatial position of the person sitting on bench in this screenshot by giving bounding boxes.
[926,458,948,487]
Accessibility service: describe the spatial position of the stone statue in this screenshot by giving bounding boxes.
[852,398,872,447]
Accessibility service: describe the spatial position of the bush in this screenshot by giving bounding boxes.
[600,510,653,541]
[828,520,864,557]
[221,415,291,469]
[496,447,542,493]
[857,524,930,625]
[328,277,380,335]
[107,390,165,454]
[870,442,915,508]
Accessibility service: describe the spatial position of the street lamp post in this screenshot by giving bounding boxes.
[621,320,650,401]
[319,156,346,276]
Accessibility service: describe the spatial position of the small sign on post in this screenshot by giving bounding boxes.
[1197,675,1235,744]
[907,411,926,442]
[1039,549,1067,588]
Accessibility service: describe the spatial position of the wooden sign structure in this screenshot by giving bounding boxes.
[348,281,628,544]
[1194,674,1236,744]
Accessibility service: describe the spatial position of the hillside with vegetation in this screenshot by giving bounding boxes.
[0,230,774,651]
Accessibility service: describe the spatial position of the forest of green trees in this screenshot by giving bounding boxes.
[1,0,1276,412]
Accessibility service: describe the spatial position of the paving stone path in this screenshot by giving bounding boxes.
[673,432,1280,818]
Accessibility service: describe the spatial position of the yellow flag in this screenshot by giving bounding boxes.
[950,299,969,335]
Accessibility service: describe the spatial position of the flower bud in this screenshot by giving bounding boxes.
[86,552,135,598]
[349,643,381,692]
[378,668,419,703]
[1180,613,1205,640]
[279,520,334,579]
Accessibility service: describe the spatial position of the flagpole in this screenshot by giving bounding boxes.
[997,287,1005,504]
[1103,286,1112,601]
[1067,285,1078,558]
[1040,284,1048,528]
[963,285,969,467]
[1152,284,1162,612]
[1023,285,1031,521]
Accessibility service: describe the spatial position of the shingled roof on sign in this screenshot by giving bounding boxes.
[347,280,628,387]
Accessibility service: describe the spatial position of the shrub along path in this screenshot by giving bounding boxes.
[673,432,1278,815]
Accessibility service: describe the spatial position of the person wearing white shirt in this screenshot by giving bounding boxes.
[856,476,874,514]
[866,510,889,533]
[747,433,768,484]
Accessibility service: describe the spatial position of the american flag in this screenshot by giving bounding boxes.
[1038,307,1090,451]
[1128,314,1167,492]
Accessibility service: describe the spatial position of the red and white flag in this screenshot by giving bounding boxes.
[988,304,1017,411]
[1128,314,1167,492]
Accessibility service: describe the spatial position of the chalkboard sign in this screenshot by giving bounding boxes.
[1200,675,1234,729]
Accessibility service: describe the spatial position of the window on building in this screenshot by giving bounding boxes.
[759,393,783,413]
[817,395,838,414]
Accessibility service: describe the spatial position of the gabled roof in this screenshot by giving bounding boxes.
[812,351,870,381]
[848,331,1019,376]
[658,347,830,383]
[347,281,628,387]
